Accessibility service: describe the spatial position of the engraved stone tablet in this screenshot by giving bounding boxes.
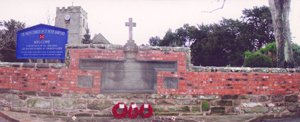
[79,58,176,93]
[164,77,179,89]
[77,76,93,88]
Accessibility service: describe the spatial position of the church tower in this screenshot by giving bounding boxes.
[55,6,88,44]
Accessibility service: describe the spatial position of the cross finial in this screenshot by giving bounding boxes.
[125,18,136,43]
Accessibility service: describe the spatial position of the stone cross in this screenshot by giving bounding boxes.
[125,18,136,43]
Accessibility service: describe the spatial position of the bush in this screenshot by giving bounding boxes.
[259,42,277,65]
[202,101,210,111]
[259,42,276,54]
[292,43,300,66]
[244,42,300,67]
[244,51,273,67]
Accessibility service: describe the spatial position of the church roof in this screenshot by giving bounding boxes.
[92,33,110,44]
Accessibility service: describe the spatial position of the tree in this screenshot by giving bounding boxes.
[241,6,274,50]
[176,24,198,46]
[82,29,92,44]
[149,25,199,47]
[149,6,274,66]
[292,44,300,66]
[268,0,295,67]
[243,43,276,67]
[247,42,300,67]
[0,19,25,51]
[159,29,181,47]
[191,20,246,66]
[258,42,277,64]
[202,0,294,68]
[244,51,273,67]
[149,36,160,46]
[0,19,25,62]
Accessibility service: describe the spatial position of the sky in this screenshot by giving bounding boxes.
[0,0,299,45]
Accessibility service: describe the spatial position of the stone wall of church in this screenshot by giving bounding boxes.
[55,6,88,44]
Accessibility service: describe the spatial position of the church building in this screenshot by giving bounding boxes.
[54,6,111,45]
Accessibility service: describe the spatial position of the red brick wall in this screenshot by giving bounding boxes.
[0,47,299,95]
[158,72,300,95]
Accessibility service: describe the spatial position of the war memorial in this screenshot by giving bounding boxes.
[0,6,300,121]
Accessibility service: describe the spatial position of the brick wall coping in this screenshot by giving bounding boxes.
[67,44,124,49]
[0,62,65,69]
[66,44,190,52]
[1,61,300,73]
[138,46,190,52]
[191,66,300,73]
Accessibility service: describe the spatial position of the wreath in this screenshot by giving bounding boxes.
[139,103,153,118]
[127,102,139,119]
[112,102,127,119]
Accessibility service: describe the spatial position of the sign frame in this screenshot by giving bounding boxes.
[16,24,68,59]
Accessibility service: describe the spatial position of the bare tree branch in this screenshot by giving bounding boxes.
[1,48,16,52]
[201,0,226,13]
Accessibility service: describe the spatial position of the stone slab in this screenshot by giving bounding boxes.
[77,76,93,88]
[79,58,176,93]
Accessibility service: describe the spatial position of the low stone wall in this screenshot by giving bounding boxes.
[0,89,299,116]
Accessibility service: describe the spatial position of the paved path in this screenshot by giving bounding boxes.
[251,116,300,122]
[1,110,300,122]
[0,117,10,122]
[0,111,259,122]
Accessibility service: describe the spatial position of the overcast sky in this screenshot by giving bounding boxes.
[0,0,299,45]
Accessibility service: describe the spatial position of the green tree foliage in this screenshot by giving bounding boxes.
[192,19,251,66]
[247,42,300,67]
[242,6,274,49]
[149,6,274,66]
[258,42,277,64]
[159,29,182,47]
[0,19,25,62]
[292,44,300,66]
[202,101,210,111]
[150,24,199,47]
[243,51,273,67]
[175,24,198,46]
[258,42,276,54]
[149,36,160,46]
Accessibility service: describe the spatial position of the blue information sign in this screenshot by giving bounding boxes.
[16,24,68,59]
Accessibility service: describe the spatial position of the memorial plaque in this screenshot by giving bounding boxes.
[79,58,176,93]
[77,76,93,88]
[164,77,179,89]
